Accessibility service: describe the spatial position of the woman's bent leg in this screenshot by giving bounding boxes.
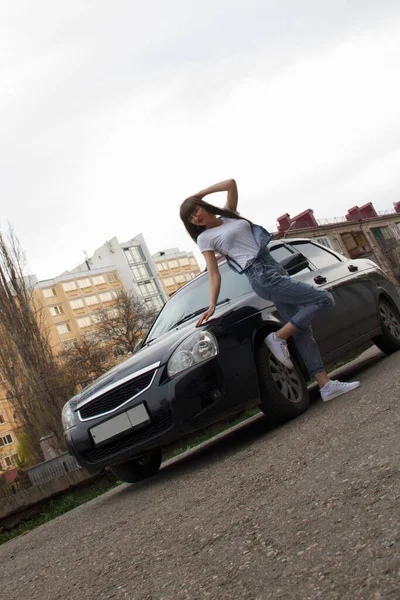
[275,300,325,377]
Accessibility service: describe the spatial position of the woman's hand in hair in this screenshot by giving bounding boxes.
[195,179,238,211]
[196,305,215,327]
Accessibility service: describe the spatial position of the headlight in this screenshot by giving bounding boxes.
[167,331,218,378]
[61,402,76,431]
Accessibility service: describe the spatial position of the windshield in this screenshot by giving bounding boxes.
[146,263,253,341]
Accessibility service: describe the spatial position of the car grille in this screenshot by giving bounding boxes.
[83,413,174,463]
[79,370,156,420]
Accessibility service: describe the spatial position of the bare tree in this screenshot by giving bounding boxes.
[0,226,72,458]
[59,336,112,389]
[93,291,156,355]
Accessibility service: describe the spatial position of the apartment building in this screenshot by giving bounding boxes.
[0,377,21,472]
[35,266,124,352]
[71,234,167,312]
[275,202,400,283]
[152,248,201,297]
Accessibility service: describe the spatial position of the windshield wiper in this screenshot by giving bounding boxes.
[168,298,230,330]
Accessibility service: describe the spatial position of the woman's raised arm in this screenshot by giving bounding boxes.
[195,179,238,212]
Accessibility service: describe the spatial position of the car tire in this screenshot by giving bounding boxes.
[373,299,400,354]
[256,341,309,423]
[110,449,162,484]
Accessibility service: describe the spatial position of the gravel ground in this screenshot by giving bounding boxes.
[1,347,399,600]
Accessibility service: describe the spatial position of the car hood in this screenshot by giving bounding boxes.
[69,294,261,407]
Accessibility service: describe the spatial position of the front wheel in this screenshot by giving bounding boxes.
[373,299,400,354]
[256,342,309,423]
[110,449,162,483]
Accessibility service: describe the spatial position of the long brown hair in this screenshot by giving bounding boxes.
[180,196,252,243]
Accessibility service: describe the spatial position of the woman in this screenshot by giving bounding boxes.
[180,179,360,402]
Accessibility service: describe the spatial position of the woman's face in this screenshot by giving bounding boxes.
[189,206,210,226]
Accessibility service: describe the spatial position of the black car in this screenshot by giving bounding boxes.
[62,239,400,483]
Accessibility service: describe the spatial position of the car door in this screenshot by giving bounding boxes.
[269,241,353,356]
[287,241,379,341]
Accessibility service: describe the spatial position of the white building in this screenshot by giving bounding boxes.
[71,234,167,312]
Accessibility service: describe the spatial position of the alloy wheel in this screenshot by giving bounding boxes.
[268,354,304,404]
[380,303,400,340]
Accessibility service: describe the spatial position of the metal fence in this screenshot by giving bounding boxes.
[27,453,81,487]
[0,452,82,500]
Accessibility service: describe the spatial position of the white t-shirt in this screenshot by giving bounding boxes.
[197,217,260,268]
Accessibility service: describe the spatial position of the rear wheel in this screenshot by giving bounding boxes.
[256,341,309,423]
[110,449,162,483]
[373,299,400,354]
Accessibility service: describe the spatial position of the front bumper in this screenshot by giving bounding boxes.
[65,358,228,473]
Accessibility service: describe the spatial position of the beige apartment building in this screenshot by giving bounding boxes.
[0,268,127,473]
[0,379,21,472]
[35,266,125,353]
[152,248,201,297]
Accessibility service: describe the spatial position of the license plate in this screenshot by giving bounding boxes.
[90,403,150,447]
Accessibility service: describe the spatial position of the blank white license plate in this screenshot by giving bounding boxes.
[90,403,150,447]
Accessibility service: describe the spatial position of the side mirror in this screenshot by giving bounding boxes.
[279,252,309,275]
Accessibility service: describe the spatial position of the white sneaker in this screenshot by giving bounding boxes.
[265,333,294,369]
[320,379,360,402]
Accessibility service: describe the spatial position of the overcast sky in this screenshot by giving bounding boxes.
[1,1,400,279]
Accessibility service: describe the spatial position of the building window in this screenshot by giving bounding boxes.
[70,299,85,309]
[56,323,72,335]
[175,275,185,283]
[179,258,190,266]
[49,305,64,317]
[131,263,151,281]
[390,225,400,240]
[190,257,197,265]
[100,292,113,302]
[0,414,5,424]
[42,287,57,298]
[341,232,369,252]
[4,454,17,467]
[92,275,106,285]
[332,238,344,254]
[124,246,146,264]
[145,297,163,311]
[315,237,332,249]
[185,273,192,281]
[78,278,92,289]
[164,277,174,286]
[62,281,77,292]
[138,280,158,297]
[85,295,100,306]
[168,260,179,268]
[77,316,92,328]
[0,434,13,446]
[107,272,119,282]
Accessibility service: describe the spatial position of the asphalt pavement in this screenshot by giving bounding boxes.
[1,346,399,600]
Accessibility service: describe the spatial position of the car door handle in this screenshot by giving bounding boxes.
[348,264,358,272]
[314,275,327,284]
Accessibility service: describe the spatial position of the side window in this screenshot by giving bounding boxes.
[290,242,342,269]
[269,244,294,263]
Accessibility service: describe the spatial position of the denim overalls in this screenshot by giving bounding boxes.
[226,224,334,376]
